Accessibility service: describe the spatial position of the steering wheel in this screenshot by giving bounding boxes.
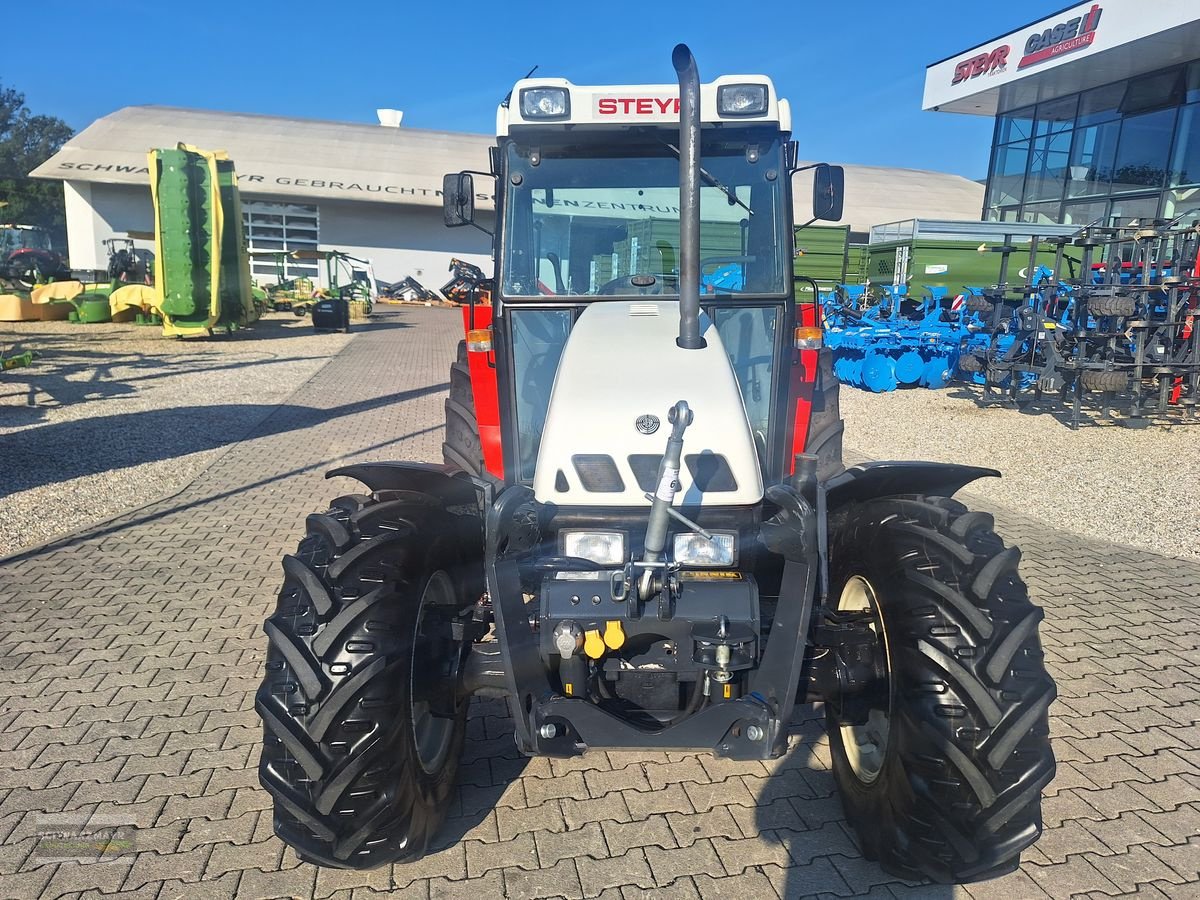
[596,274,667,295]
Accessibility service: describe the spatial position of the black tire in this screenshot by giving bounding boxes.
[443,340,485,477]
[257,492,474,869]
[965,294,993,314]
[804,348,845,481]
[1087,295,1136,318]
[826,495,1056,883]
[1080,369,1129,392]
[957,353,984,373]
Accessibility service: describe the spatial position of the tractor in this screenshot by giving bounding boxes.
[256,45,1056,884]
[0,223,69,287]
[103,237,153,285]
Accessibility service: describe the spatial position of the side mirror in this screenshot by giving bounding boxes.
[443,172,475,228]
[812,164,844,222]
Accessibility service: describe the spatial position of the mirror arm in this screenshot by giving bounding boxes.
[462,172,496,234]
[790,162,824,175]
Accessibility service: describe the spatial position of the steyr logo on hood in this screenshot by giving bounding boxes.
[1019,4,1103,70]
[952,45,1010,85]
[635,414,660,435]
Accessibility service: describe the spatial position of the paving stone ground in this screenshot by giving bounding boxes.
[0,306,1196,900]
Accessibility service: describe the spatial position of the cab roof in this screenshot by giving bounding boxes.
[497,75,789,136]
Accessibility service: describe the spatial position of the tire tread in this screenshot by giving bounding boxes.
[257,494,470,869]
[828,496,1056,883]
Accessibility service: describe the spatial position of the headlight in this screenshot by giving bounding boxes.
[520,87,570,119]
[717,84,768,117]
[561,530,625,566]
[673,532,737,567]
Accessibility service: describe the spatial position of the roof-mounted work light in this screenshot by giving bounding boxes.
[520,87,570,119]
[717,84,768,117]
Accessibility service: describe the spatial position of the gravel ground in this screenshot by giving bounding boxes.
[0,312,353,556]
[841,383,1200,560]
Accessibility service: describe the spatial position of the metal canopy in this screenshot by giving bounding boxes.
[869,219,1079,245]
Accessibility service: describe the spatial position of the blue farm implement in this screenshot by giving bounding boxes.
[822,285,968,392]
[952,219,1200,427]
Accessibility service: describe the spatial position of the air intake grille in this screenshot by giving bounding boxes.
[627,454,663,492]
[572,455,625,492]
[628,453,738,493]
[684,453,737,492]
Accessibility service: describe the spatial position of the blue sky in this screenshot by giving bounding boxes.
[8,0,1058,179]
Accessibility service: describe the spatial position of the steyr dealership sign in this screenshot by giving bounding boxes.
[952,46,1011,85]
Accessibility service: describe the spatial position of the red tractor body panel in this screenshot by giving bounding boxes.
[461,305,505,480]
[786,301,821,474]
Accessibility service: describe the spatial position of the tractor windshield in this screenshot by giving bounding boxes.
[0,227,52,254]
[501,136,788,298]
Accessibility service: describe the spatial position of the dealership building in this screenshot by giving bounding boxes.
[925,0,1200,227]
[32,105,986,288]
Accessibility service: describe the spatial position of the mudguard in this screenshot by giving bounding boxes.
[326,461,483,504]
[824,461,999,509]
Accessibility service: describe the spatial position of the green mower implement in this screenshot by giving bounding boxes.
[148,144,260,337]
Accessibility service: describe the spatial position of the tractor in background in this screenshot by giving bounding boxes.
[441,257,492,304]
[256,46,1056,884]
[380,275,443,302]
[0,223,69,287]
[252,250,318,313]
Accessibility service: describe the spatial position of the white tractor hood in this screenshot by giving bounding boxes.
[532,300,763,507]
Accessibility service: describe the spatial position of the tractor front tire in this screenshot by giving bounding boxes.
[827,495,1056,883]
[256,493,473,869]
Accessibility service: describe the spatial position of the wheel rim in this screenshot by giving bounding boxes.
[410,570,458,774]
[837,575,892,785]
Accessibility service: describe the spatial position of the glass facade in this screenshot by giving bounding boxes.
[984,60,1200,227]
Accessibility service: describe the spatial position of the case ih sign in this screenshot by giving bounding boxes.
[1018,4,1103,70]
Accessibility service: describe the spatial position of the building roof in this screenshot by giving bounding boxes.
[31,105,492,210]
[820,164,984,234]
[32,105,983,231]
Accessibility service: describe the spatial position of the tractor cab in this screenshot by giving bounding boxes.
[0,224,53,255]
[0,224,68,287]
[445,69,844,489]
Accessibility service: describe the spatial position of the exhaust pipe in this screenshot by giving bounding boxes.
[672,43,704,350]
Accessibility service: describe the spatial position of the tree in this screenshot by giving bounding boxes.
[0,83,74,247]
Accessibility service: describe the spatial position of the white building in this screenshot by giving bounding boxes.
[33,105,989,286]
